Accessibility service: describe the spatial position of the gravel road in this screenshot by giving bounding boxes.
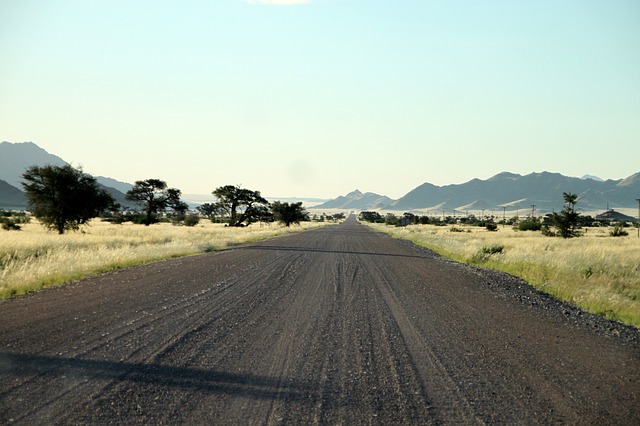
[1,216,639,424]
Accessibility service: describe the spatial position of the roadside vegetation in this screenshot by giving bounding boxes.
[17,166,313,232]
[365,221,640,328]
[0,219,332,300]
[22,165,118,234]
[1,165,341,300]
[0,211,30,231]
[6,164,638,329]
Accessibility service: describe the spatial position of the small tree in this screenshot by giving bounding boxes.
[359,211,383,223]
[182,214,200,227]
[212,185,270,227]
[485,222,498,231]
[22,165,116,234]
[385,213,399,226]
[271,201,309,227]
[549,192,581,238]
[125,179,187,226]
[197,202,226,222]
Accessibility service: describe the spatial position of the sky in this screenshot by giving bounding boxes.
[1,0,639,199]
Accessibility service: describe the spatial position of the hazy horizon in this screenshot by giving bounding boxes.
[2,140,636,201]
[2,1,639,199]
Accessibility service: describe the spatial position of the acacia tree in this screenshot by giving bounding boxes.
[271,201,309,227]
[212,185,269,226]
[125,179,187,226]
[22,165,116,234]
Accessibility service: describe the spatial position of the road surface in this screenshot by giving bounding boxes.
[1,216,639,424]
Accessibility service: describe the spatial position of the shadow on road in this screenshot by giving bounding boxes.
[234,245,432,260]
[0,352,316,403]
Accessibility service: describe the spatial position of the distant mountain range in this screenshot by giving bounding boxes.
[0,141,323,210]
[316,171,640,213]
[314,190,394,210]
[0,179,26,210]
[0,141,134,209]
[2,141,639,214]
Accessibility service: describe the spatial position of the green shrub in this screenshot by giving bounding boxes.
[0,211,30,231]
[610,226,628,237]
[101,213,126,224]
[471,244,505,263]
[131,214,159,225]
[541,225,555,237]
[485,222,498,232]
[482,244,504,255]
[183,214,200,227]
[1,218,22,231]
[385,214,399,226]
[515,217,542,231]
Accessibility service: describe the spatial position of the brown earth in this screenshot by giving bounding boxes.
[1,216,638,424]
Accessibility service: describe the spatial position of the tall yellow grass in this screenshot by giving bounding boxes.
[0,219,331,299]
[367,223,640,328]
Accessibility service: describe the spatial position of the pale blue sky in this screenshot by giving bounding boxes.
[1,0,639,198]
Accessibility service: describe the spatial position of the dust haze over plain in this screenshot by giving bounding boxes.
[1,0,638,199]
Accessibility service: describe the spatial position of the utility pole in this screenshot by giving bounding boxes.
[503,207,506,227]
[636,198,640,238]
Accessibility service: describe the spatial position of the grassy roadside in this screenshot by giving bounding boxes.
[0,219,333,300]
[365,222,640,329]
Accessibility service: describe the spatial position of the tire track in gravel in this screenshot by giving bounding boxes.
[1,215,639,424]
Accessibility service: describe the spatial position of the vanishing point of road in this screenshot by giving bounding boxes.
[1,216,639,424]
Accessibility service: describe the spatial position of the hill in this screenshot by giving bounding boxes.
[313,190,394,210]
[595,209,637,223]
[95,176,134,194]
[319,172,640,214]
[0,141,135,210]
[390,172,640,212]
[0,141,67,189]
[0,180,27,210]
[388,172,640,211]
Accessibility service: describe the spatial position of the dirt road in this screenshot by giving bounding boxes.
[1,216,639,424]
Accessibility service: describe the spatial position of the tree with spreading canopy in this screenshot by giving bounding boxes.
[212,185,270,227]
[271,201,309,227]
[125,179,187,226]
[22,164,117,234]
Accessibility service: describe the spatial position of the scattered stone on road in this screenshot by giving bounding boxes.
[1,216,638,424]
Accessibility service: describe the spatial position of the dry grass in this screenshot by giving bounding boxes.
[0,219,331,299]
[367,223,640,328]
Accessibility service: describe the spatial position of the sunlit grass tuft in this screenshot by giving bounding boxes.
[0,219,331,299]
[367,223,640,328]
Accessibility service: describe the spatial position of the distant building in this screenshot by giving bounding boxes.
[595,209,637,224]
